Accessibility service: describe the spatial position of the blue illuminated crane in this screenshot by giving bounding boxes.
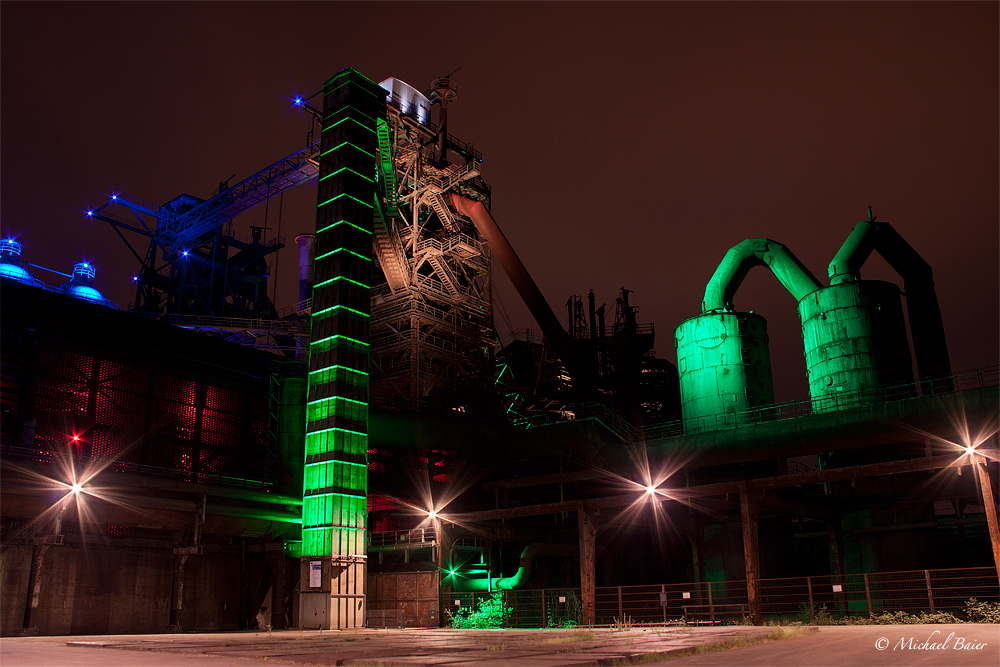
[90,141,320,317]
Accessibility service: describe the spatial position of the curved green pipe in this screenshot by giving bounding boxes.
[702,238,821,313]
[828,216,951,383]
[449,543,578,592]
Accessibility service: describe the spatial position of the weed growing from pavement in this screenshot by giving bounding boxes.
[612,616,634,632]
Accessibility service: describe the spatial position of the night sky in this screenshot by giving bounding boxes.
[2,2,996,403]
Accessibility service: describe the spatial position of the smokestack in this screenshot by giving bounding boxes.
[295,234,315,310]
[567,297,574,339]
[432,78,457,165]
[588,290,597,340]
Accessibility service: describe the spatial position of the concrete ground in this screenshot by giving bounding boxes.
[0,624,996,667]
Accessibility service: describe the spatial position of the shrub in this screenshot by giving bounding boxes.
[965,598,1000,624]
[448,592,512,629]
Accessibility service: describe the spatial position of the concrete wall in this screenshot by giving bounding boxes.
[1,544,173,636]
[1,543,33,637]
[0,543,245,636]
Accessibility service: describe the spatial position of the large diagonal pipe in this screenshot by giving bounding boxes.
[451,195,573,369]
[828,217,951,385]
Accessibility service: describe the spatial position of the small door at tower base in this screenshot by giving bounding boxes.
[300,593,328,629]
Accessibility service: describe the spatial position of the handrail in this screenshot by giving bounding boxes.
[514,365,1000,442]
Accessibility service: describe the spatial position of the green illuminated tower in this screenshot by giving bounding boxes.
[299,69,384,629]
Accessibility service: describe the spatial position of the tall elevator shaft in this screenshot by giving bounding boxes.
[300,69,383,630]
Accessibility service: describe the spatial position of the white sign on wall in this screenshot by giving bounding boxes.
[309,560,322,588]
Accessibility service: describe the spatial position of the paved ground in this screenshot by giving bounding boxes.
[1,624,997,667]
[661,624,1000,666]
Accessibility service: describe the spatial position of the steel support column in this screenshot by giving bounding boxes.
[578,508,597,626]
[972,453,1000,588]
[740,484,762,625]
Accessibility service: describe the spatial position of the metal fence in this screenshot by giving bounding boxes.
[443,567,999,627]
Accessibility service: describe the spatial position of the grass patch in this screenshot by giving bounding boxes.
[541,630,597,644]
[611,626,818,665]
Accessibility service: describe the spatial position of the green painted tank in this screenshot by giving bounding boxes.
[798,280,914,413]
[675,312,774,432]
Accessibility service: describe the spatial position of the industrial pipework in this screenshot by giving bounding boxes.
[449,543,578,592]
[676,238,821,432]
[826,209,951,389]
[702,238,823,313]
[451,194,574,375]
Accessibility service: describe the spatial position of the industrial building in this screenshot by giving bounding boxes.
[1,68,997,636]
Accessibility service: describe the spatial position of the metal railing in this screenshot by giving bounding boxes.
[0,444,275,491]
[514,366,999,443]
[368,526,437,549]
[443,567,999,628]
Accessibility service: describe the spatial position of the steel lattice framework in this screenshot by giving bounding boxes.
[369,81,495,413]
[90,77,497,406]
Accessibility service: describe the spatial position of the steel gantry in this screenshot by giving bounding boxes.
[90,141,322,321]
[369,78,496,414]
[91,76,497,408]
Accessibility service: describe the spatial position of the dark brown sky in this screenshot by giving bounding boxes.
[2,2,997,402]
